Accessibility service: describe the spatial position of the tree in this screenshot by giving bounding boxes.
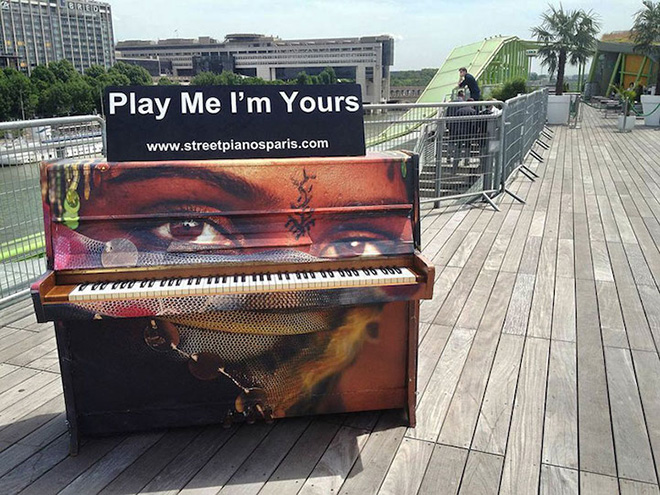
[531,5,601,95]
[190,71,219,86]
[30,65,57,93]
[631,0,660,95]
[109,61,152,86]
[319,67,337,84]
[49,59,79,83]
[157,76,178,85]
[3,67,36,119]
[38,82,72,117]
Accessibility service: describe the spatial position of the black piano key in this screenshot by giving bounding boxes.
[321,271,327,278]
[167,279,175,287]
[259,274,264,282]
[277,273,283,280]
[214,277,220,284]
[140,281,147,288]
[176,279,182,286]
[338,269,345,276]
[159,280,166,287]
[148,280,155,287]
[328,271,335,278]
[380,268,388,274]
[252,274,258,282]
[309,272,316,279]
[111,282,120,289]
[352,269,359,276]
[370,268,378,275]
[91,283,100,290]
[241,275,246,283]
[296,273,302,279]
[388,267,396,274]
[394,267,402,274]
[266,273,272,281]
[195,277,202,285]
[302,272,309,279]
[233,275,239,283]
[187,278,194,285]
[100,283,108,289]
[222,276,227,283]
[285,273,291,280]
[363,268,370,276]
[127,281,136,288]
[79,283,89,291]
[120,282,128,289]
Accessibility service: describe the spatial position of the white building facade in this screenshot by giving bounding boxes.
[0,0,114,73]
[116,34,394,104]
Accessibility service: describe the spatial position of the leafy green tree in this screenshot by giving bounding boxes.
[216,71,243,85]
[67,79,95,115]
[631,0,660,95]
[0,72,13,121]
[319,67,337,84]
[109,61,152,86]
[295,72,313,85]
[190,71,219,86]
[49,59,79,83]
[491,78,529,101]
[3,67,36,119]
[157,76,178,85]
[30,65,57,93]
[38,82,72,117]
[531,5,600,95]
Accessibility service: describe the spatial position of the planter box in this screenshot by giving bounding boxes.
[547,94,571,125]
[617,115,635,132]
[641,95,660,127]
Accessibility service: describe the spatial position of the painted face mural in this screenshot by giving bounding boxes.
[43,153,420,420]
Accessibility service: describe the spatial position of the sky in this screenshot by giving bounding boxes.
[110,0,645,71]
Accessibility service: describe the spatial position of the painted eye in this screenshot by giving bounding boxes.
[319,238,384,258]
[153,219,233,245]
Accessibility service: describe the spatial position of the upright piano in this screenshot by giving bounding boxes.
[31,151,434,453]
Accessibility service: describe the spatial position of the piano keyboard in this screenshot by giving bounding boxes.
[68,266,418,301]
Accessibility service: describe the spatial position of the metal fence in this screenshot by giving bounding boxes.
[365,101,505,209]
[0,115,105,305]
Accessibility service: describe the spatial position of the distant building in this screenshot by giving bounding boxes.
[0,0,115,74]
[115,34,394,104]
[389,86,425,103]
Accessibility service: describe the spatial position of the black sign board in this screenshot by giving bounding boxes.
[104,84,365,162]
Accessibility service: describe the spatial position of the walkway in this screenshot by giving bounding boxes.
[0,106,660,494]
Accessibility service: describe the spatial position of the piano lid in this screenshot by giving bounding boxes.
[42,152,420,271]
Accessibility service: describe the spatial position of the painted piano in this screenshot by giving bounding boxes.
[31,151,434,453]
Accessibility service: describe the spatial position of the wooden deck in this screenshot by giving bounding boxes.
[1,106,660,494]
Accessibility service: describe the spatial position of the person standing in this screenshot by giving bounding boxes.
[457,67,481,101]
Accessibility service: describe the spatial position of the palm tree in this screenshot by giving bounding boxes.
[531,5,601,95]
[631,1,660,95]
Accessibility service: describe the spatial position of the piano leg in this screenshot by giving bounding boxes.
[54,322,81,456]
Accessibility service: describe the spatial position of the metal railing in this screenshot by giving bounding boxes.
[365,101,505,210]
[0,115,105,305]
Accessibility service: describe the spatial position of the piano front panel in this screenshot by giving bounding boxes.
[57,299,412,432]
[43,154,418,272]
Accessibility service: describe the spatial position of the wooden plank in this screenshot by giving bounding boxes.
[552,277,576,342]
[139,425,239,495]
[419,266,461,324]
[417,324,453,402]
[339,412,406,495]
[407,328,475,442]
[596,281,628,349]
[458,451,503,495]
[576,278,617,477]
[591,241,614,281]
[539,465,578,495]
[448,231,482,268]
[0,367,39,396]
[417,444,468,495]
[376,437,434,495]
[483,210,521,271]
[0,395,63,446]
[218,418,310,495]
[15,436,125,495]
[605,347,657,484]
[617,282,656,351]
[619,480,660,495]
[297,425,370,495]
[500,211,534,273]
[528,235,557,339]
[6,337,56,368]
[454,269,498,329]
[637,285,660,350]
[499,337,549,495]
[621,242,655,286]
[175,424,271,495]
[99,428,201,495]
[632,350,660,479]
[579,471,619,495]
[556,239,575,279]
[542,340,578,469]
[471,334,525,455]
[518,236,542,275]
[59,433,164,495]
[0,434,71,494]
[502,274,535,336]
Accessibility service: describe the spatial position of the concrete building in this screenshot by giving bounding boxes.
[0,0,114,74]
[115,34,394,104]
